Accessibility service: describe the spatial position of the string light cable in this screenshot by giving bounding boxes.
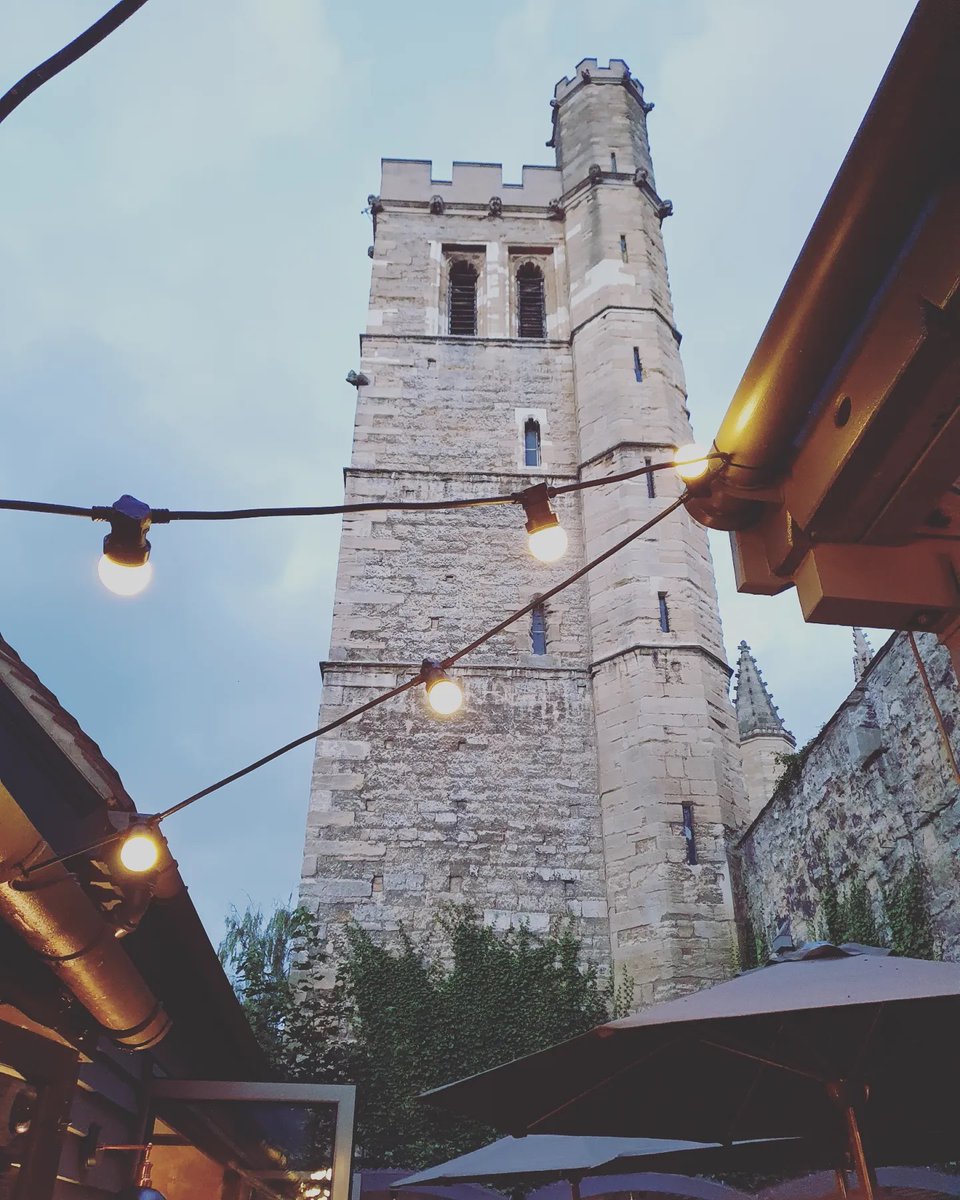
[0,450,714,521]
[0,445,722,590]
[0,0,151,127]
[24,492,688,876]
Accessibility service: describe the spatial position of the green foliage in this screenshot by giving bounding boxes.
[219,900,345,1080]
[339,909,619,1167]
[840,878,881,946]
[807,858,937,959]
[219,901,309,1061]
[814,864,843,944]
[220,903,623,1170]
[771,742,813,802]
[882,860,937,959]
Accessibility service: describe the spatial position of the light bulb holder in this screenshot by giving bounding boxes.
[97,495,153,567]
[519,482,559,535]
[420,658,464,715]
[421,657,449,691]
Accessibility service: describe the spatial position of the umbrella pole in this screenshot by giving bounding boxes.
[570,1175,582,1200]
[840,1101,875,1200]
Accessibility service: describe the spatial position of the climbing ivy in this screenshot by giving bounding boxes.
[805,858,936,958]
[770,736,818,803]
[882,860,937,959]
[221,904,629,1169]
[840,877,882,946]
[813,863,843,945]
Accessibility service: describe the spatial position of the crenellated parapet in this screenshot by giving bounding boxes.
[552,57,649,105]
[379,158,561,208]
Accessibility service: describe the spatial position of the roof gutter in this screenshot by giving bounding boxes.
[0,781,171,1050]
[687,0,959,530]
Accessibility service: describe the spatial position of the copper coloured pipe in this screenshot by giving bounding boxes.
[0,782,170,1049]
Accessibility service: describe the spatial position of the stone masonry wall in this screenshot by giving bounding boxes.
[304,663,608,965]
[303,188,612,965]
[554,61,746,1000]
[737,633,960,960]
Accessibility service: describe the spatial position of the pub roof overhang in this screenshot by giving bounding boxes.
[0,631,268,1081]
[685,0,960,671]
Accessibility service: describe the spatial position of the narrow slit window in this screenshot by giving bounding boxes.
[645,455,655,498]
[633,347,643,382]
[682,803,697,865]
[448,260,478,336]
[531,603,547,655]
[619,234,628,262]
[658,592,670,632]
[517,261,546,339]
[610,151,618,172]
[523,418,542,467]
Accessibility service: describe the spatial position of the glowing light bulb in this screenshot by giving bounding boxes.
[673,443,712,482]
[519,482,568,563]
[527,523,568,563]
[426,677,464,716]
[98,554,153,597]
[119,829,161,873]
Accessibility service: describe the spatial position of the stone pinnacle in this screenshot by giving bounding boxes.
[852,627,874,682]
[734,640,795,744]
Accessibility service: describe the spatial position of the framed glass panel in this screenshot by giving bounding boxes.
[149,1079,355,1200]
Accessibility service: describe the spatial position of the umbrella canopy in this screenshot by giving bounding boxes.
[397,1136,716,1187]
[421,946,960,1191]
[395,1135,820,1189]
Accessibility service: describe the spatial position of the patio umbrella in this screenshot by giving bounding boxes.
[420,945,960,1200]
[395,1134,820,1194]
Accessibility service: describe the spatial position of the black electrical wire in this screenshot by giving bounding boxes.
[0,499,96,518]
[0,453,719,525]
[154,673,424,822]
[0,0,151,127]
[442,495,685,667]
[24,493,686,874]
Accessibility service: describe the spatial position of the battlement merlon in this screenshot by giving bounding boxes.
[378,159,561,208]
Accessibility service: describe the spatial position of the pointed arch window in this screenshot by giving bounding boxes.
[517,261,546,339]
[523,418,542,467]
[530,602,547,655]
[448,260,478,335]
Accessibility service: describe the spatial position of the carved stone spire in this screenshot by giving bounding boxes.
[734,640,794,744]
[852,627,874,682]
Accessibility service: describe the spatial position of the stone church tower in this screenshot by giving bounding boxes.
[301,59,747,1003]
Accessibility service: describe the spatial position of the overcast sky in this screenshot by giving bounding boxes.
[1,0,916,945]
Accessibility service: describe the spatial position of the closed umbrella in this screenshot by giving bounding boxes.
[421,945,960,1200]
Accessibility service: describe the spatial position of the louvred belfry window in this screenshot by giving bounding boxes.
[517,261,546,339]
[448,260,478,335]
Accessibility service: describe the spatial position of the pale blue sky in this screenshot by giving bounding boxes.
[1,1,915,943]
